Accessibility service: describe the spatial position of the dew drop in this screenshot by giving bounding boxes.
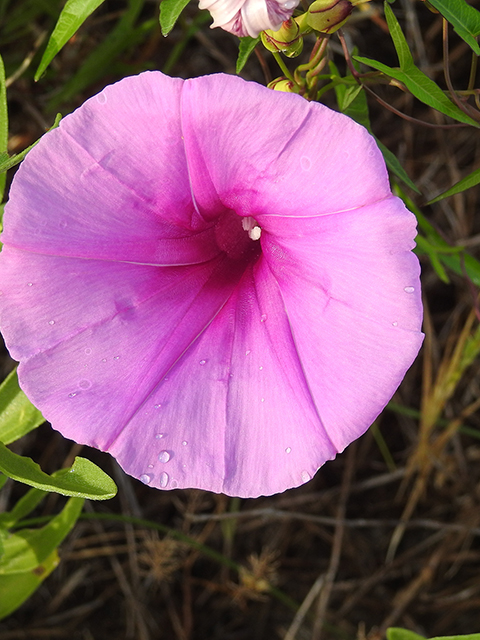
[301,156,311,171]
[392,321,398,327]
[259,366,263,371]
[245,350,251,356]
[113,355,120,360]
[154,404,162,409]
[199,359,206,365]
[27,282,33,287]
[171,479,178,489]
[68,392,77,398]
[140,473,152,485]
[101,358,107,363]
[285,447,292,454]
[159,471,169,488]
[260,314,267,322]
[158,450,171,463]
[96,92,107,104]
[301,470,311,483]
[155,433,165,439]
[182,441,188,446]
[148,464,153,469]
[84,348,92,355]
[404,286,415,294]
[261,397,265,403]
[79,379,92,390]
[48,320,55,325]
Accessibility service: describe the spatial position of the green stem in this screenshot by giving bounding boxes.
[271,51,295,83]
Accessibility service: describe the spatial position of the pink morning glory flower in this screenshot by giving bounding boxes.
[199,0,299,37]
[0,72,423,498]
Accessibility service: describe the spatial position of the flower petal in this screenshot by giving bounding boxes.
[180,74,390,220]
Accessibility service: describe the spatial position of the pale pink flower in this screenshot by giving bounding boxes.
[199,0,299,37]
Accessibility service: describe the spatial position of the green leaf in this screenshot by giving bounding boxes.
[0,444,117,500]
[376,140,421,194]
[0,114,62,175]
[428,636,480,640]
[383,2,414,70]
[427,0,480,55]
[0,369,45,445]
[0,488,48,530]
[160,0,191,36]
[236,36,260,74]
[35,0,107,80]
[0,496,83,575]
[355,54,479,127]
[387,629,426,640]
[426,165,480,204]
[0,54,7,202]
[0,548,59,620]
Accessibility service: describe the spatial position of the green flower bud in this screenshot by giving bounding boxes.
[306,0,353,33]
[267,77,300,93]
[261,19,304,58]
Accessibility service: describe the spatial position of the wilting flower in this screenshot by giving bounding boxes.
[0,72,423,498]
[199,0,299,37]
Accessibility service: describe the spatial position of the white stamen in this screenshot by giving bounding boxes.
[242,216,262,241]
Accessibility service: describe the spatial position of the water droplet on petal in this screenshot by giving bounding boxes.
[85,348,92,355]
[283,0,296,8]
[113,355,120,360]
[101,358,107,363]
[260,314,267,322]
[261,398,265,403]
[96,92,107,104]
[285,447,291,454]
[140,474,152,485]
[404,286,415,294]
[148,464,153,469]
[154,404,162,409]
[182,441,188,446]
[171,479,178,489]
[158,450,171,463]
[199,359,206,365]
[27,282,33,287]
[259,366,263,370]
[301,156,311,171]
[48,320,55,325]
[301,470,311,483]
[159,472,169,488]
[79,379,92,389]
[68,392,77,398]
[155,433,165,439]
[392,321,398,327]
[245,350,251,356]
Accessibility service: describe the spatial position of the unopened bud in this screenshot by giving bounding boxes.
[261,19,304,58]
[267,77,300,93]
[306,0,353,33]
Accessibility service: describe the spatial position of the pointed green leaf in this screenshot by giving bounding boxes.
[236,36,260,74]
[383,2,414,70]
[160,0,192,36]
[0,496,83,574]
[426,165,480,204]
[427,0,480,55]
[0,369,45,445]
[0,444,117,500]
[354,55,479,127]
[0,549,59,620]
[35,0,107,80]
[376,140,420,194]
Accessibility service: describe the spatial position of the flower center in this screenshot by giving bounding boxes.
[214,210,262,261]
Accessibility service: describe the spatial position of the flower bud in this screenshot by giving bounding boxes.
[267,77,300,92]
[261,19,304,58]
[306,0,353,33]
